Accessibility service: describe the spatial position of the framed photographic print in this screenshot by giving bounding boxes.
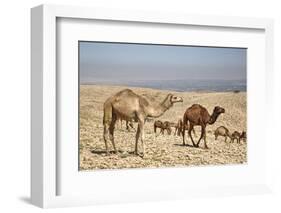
[31,4,274,208]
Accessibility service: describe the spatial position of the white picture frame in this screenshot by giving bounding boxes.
[31,4,274,208]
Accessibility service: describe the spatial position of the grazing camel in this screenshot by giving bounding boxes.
[240,131,247,142]
[154,120,163,134]
[160,121,172,135]
[182,104,225,148]
[231,131,241,143]
[103,89,183,157]
[168,121,180,135]
[154,120,172,135]
[214,126,232,142]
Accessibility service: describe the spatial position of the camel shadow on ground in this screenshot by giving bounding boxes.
[90,150,143,158]
[173,143,207,150]
[91,150,122,155]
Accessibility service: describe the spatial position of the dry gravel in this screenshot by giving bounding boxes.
[79,85,247,170]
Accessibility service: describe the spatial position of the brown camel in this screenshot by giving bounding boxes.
[214,126,232,142]
[103,89,183,157]
[177,118,196,137]
[154,120,164,134]
[231,131,241,143]
[182,104,225,148]
[240,131,247,142]
[160,121,172,135]
[169,122,179,135]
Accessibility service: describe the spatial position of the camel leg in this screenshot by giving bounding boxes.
[225,136,227,142]
[196,125,206,148]
[192,128,197,137]
[182,129,186,146]
[139,121,145,158]
[103,124,110,155]
[203,129,208,149]
[109,117,117,154]
[134,125,140,156]
[188,124,197,147]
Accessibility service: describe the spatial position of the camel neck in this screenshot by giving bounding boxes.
[208,112,220,124]
[147,95,173,118]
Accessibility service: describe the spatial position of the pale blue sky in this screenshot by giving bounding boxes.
[79,41,246,83]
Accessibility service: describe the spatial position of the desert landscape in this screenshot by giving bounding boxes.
[79,85,247,171]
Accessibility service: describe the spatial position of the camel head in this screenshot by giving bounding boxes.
[208,106,225,124]
[169,94,183,104]
[213,106,225,115]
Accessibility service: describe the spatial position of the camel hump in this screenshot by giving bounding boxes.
[116,89,134,96]
[190,104,203,109]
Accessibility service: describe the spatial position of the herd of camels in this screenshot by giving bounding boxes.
[103,89,246,157]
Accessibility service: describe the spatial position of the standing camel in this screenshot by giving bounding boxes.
[182,104,225,149]
[103,89,183,157]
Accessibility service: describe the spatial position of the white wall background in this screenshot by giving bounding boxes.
[0,0,280,212]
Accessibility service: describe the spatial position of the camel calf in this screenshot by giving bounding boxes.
[240,131,247,142]
[154,120,172,135]
[214,126,232,142]
[160,121,172,135]
[231,131,241,143]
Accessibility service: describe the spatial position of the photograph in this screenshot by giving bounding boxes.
[79,41,247,171]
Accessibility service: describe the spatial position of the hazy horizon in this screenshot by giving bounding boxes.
[79,41,247,88]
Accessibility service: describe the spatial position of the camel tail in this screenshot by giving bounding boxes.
[103,102,113,126]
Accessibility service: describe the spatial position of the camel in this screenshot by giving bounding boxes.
[177,118,196,137]
[214,126,232,142]
[168,121,180,135]
[154,120,171,135]
[103,89,183,157]
[182,104,225,149]
[231,131,241,143]
[155,120,179,135]
[154,120,164,134]
[160,121,172,135]
[240,131,247,142]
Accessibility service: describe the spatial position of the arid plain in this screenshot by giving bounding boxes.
[79,85,247,170]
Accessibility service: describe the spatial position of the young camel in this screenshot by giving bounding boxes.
[240,131,247,142]
[231,131,241,143]
[154,120,163,134]
[182,104,225,149]
[160,121,172,135]
[103,89,183,157]
[154,120,172,135]
[214,126,232,142]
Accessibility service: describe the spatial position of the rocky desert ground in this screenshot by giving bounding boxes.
[79,85,247,171]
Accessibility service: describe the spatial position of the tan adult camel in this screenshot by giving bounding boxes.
[182,104,225,149]
[103,89,183,157]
